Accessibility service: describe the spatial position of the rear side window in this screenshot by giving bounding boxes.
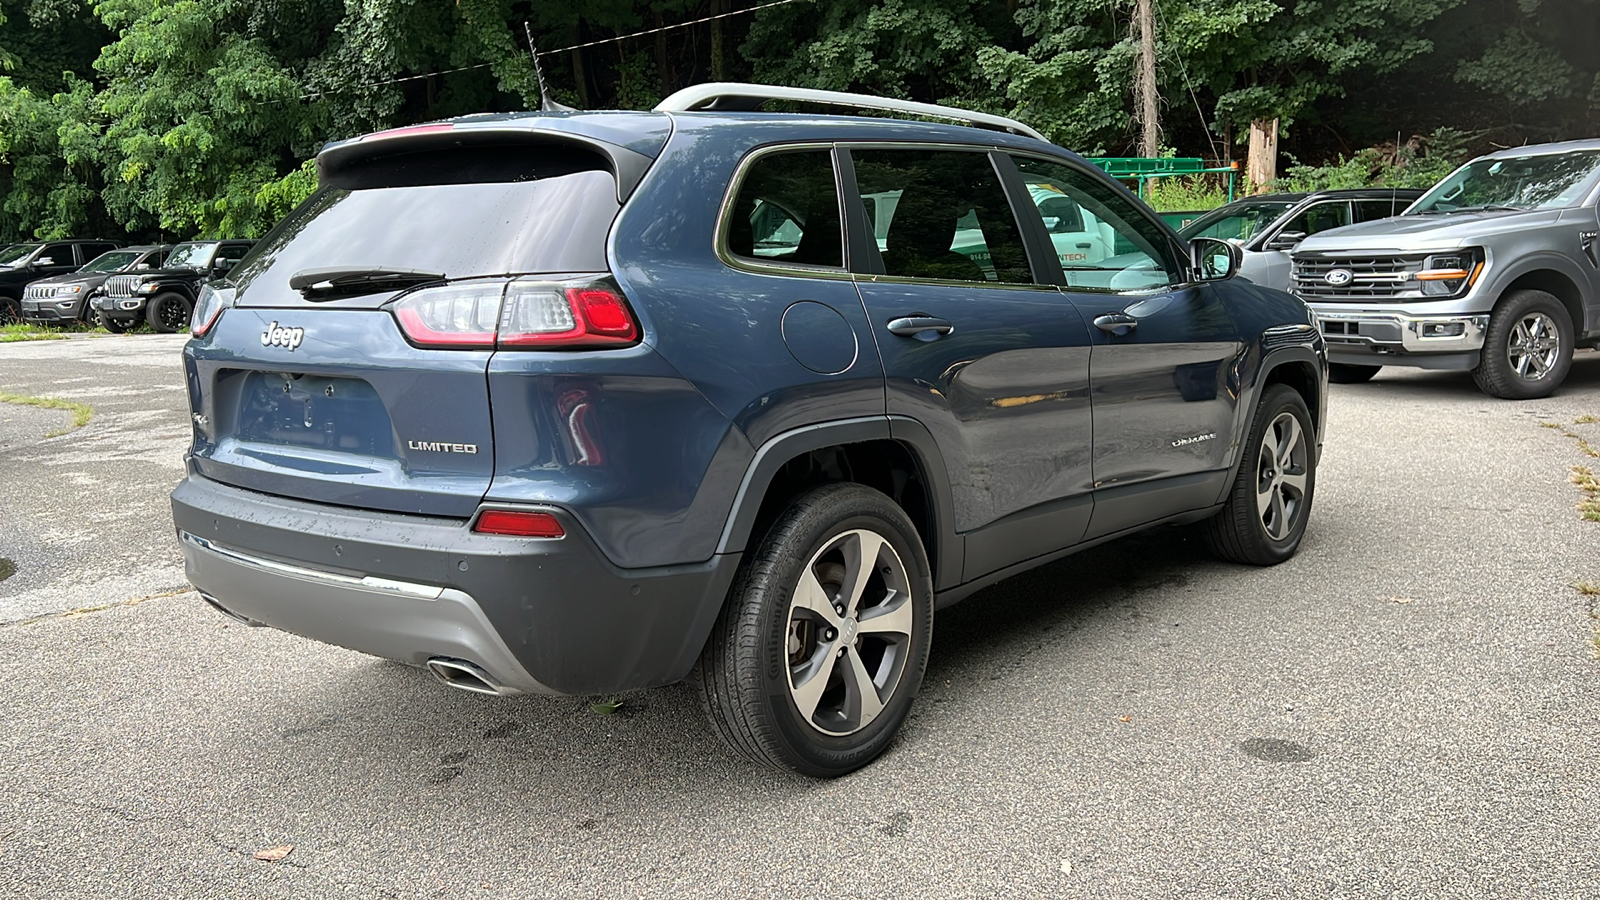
[724,149,843,268]
[1354,199,1398,222]
[232,146,622,298]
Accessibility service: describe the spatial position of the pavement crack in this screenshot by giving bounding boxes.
[0,586,192,628]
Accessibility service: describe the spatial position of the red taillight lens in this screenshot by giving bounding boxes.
[390,278,640,350]
[498,283,639,348]
[473,510,566,538]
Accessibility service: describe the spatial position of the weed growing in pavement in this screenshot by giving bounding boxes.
[0,391,93,431]
[1539,421,1561,428]
[1571,466,1600,522]
[1576,415,1599,425]
[0,323,69,342]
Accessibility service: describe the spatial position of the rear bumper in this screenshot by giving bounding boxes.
[171,472,741,696]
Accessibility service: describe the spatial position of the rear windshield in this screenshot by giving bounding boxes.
[231,164,621,300]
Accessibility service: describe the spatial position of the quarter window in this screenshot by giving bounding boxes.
[725,150,843,268]
[851,149,1032,284]
[1010,156,1180,291]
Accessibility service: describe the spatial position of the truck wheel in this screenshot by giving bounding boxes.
[1472,290,1573,400]
[145,292,192,334]
[0,296,18,326]
[1204,384,1316,566]
[102,316,137,334]
[695,482,933,777]
[1327,363,1381,384]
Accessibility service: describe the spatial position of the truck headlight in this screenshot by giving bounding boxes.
[1417,248,1484,298]
[137,282,159,293]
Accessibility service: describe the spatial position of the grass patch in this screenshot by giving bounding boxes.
[0,390,93,430]
[0,323,69,342]
[1572,466,1600,522]
[1575,415,1599,425]
[1574,582,1600,596]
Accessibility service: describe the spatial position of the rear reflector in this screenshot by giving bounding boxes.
[473,510,565,538]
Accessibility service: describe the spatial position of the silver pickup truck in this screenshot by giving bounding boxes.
[1291,139,1600,399]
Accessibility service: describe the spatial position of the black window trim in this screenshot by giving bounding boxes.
[1263,199,1353,248]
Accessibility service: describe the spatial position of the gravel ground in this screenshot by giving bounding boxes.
[1,338,1596,899]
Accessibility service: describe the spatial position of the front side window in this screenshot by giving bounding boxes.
[39,242,74,265]
[1280,201,1352,237]
[851,149,1031,284]
[725,149,842,268]
[1011,156,1180,291]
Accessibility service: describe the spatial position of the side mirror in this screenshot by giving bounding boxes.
[1266,231,1306,251]
[1190,237,1242,282]
[34,256,55,267]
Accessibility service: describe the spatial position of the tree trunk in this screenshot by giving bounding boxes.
[571,20,591,108]
[1247,117,1279,191]
[711,0,726,81]
[1135,0,1159,158]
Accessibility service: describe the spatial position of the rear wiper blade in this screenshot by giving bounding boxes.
[289,267,445,299]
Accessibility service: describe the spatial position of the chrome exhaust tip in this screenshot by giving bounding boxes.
[425,657,505,696]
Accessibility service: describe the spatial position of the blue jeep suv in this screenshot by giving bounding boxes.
[172,84,1327,776]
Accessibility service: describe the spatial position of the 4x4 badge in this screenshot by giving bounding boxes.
[261,321,305,350]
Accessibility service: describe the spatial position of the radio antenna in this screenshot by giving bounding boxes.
[525,22,574,112]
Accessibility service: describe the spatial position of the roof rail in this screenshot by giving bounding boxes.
[654,82,1048,143]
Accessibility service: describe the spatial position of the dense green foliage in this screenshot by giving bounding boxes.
[1,0,1596,242]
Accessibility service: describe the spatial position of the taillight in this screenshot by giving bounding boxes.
[390,278,640,350]
[191,284,235,337]
[391,282,502,348]
[473,509,565,538]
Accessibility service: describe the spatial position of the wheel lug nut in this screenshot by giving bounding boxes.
[837,647,846,658]
[824,628,837,640]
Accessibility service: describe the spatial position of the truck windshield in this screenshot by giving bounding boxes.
[1179,201,1296,242]
[0,244,40,267]
[164,243,217,269]
[1410,150,1600,213]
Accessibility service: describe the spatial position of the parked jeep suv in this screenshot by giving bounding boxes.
[173,85,1327,776]
[21,245,173,326]
[1292,140,1600,397]
[97,239,255,333]
[0,239,122,324]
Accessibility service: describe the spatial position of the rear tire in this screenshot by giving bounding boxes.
[0,296,18,326]
[1327,363,1380,384]
[145,292,191,334]
[1204,384,1316,566]
[1472,290,1573,400]
[695,482,933,777]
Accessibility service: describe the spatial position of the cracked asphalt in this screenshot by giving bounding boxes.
[1,336,1597,898]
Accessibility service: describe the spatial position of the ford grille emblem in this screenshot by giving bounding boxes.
[1324,268,1354,287]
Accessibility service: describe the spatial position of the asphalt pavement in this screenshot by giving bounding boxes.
[1,335,1597,898]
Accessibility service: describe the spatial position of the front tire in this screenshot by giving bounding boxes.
[145,292,192,334]
[1472,290,1573,400]
[1327,363,1380,384]
[1204,384,1316,566]
[696,482,933,777]
[0,296,18,326]
[102,316,137,334]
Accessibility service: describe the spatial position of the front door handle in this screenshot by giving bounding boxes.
[887,315,955,337]
[1093,312,1138,336]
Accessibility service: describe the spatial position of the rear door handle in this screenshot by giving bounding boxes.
[1093,312,1137,336]
[887,316,955,337]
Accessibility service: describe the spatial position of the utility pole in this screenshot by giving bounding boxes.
[1135,0,1159,159]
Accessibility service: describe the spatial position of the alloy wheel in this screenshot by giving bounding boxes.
[1506,311,1560,381]
[1256,411,1309,541]
[785,528,914,736]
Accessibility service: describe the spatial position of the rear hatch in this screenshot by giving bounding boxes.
[185,121,662,518]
